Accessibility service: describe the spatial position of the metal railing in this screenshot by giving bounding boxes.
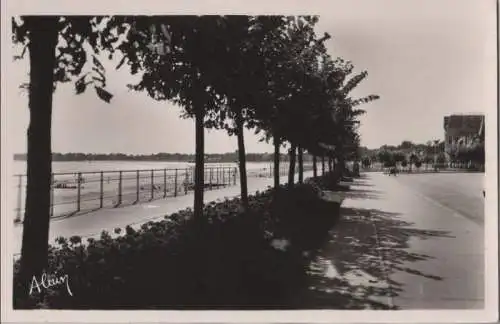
[13,162,317,223]
[14,166,237,222]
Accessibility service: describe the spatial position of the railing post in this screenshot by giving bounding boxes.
[222,167,226,186]
[163,169,167,198]
[100,172,104,208]
[234,167,237,185]
[136,170,140,203]
[174,169,178,197]
[50,174,54,217]
[150,169,154,200]
[216,167,220,185]
[118,171,123,206]
[184,169,188,194]
[76,172,82,212]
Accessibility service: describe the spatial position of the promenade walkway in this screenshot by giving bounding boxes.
[11,171,314,256]
[304,172,484,309]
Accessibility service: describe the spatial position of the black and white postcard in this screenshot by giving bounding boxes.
[1,0,498,323]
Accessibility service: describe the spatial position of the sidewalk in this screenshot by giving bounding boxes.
[12,171,314,256]
[303,173,484,309]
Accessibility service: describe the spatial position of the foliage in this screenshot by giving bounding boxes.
[393,152,406,163]
[12,16,119,100]
[363,140,449,166]
[361,157,371,168]
[409,153,419,164]
[377,150,392,165]
[12,15,132,303]
[383,159,396,168]
[306,171,344,191]
[399,141,414,149]
[12,14,379,308]
[436,153,446,164]
[455,138,484,165]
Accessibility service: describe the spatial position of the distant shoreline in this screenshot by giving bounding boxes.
[13,159,272,164]
[13,160,244,163]
[13,152,305,163]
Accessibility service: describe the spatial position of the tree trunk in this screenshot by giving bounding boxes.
[235,112,248,209]
[18,17,59,308]
[288,144,296,188]
[321,156,325,175]
[273,136,280,189]
[193,107,205,221]
[338,157,346,177]
[298,145,304,184]
[312,155,317,179]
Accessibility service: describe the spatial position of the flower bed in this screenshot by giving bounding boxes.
[307,171,350,192]
[14,176,342,309]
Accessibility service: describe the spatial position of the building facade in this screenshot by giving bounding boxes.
[443,114,484,161]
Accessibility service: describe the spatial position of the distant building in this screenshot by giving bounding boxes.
[443,114,484,160]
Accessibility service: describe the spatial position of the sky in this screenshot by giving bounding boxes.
[5,0,495,155]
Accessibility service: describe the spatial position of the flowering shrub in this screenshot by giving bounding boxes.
[308,172,351,193]
[307,172,340,191]
[14,177,342,309]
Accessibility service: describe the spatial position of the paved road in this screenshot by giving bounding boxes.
[391,172,485,225]
[309,172,485,309]
[382,172,485,308]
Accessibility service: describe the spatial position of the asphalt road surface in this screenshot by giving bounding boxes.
[392,172,485,225]
[338,172,486,309]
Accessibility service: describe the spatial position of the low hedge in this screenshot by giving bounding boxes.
[14,178,342,309]
[307,171,351,192]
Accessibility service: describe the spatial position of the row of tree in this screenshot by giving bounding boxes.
[362,150,443,169]
[359,140,445,160]
[360,137,484,168]
[13,15,378,302]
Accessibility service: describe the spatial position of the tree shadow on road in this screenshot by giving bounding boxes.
[343,188,383,200]
[299,207,455,309]
[352,182,375,188]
